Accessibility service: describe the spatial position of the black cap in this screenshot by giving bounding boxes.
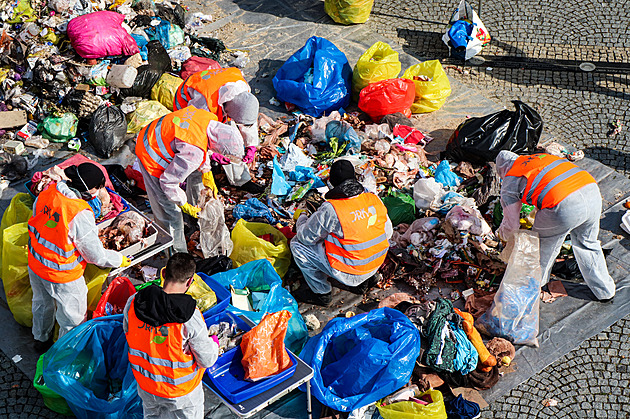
[329,160,355,187]
[64,163,105,192]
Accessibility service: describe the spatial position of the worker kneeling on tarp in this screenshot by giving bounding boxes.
[291,160,393,307]
[496,151,616,301]
[28,163,130,353]
[124,253,219,419]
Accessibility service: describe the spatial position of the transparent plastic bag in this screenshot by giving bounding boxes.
[0,193,34,267]
[2,222,32,327]
[126,100,170,134]
[229,220,291,278]
[413,178,445,210]
[402,60,451,114]
[352,41,401,99]
[324,0,374,24]
[186,274,217,312]
[199,198,234,258]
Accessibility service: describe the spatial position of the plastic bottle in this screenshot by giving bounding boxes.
[381,384,421,405]
[106,65,138,89]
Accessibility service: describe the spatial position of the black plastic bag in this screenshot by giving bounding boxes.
[89,105,126,158]
[444,101,543,165]
[189,36,226,61]
[156,3,186,27]
[196,255,233,277]
[147,40,172,73]
[119,65,162,98]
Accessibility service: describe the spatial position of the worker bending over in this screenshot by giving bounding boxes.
[28,163,129,352]
[124,253,219,418]
[291,160,393,306]
[496,151,615,301]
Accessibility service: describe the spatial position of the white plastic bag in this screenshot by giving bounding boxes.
[413,177,445,210]
[442,0,491,60]
[476,231,542,347]
[223,161,252,186]
[199,198,233,258]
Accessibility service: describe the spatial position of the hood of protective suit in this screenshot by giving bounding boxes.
[133,285,196,327]
[495,150,519,179]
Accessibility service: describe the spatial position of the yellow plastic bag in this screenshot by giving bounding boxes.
[84,264,111,314]
[230,219,291,278]
[402,60,452,113]
[352,42,401,100]
[324,0,374,25]
[186,274,217,312]
[377,389,447,419]
[150,73,183,111]
[2,222,33,327]
[0,193,34,267]
[126,100,170,134]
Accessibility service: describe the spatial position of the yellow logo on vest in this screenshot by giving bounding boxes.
[172,108,197,130]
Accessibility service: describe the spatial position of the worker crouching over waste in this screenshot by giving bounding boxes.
[291,160,393,306]
[124,253,219,419]
[28,163,130,353]
[496,150,616,301]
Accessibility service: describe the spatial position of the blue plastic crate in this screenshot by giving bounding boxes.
[198,273,231,320]
[204,311,251,334]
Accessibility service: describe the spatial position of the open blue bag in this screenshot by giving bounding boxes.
[210,260,308,353]
[273,36,352,117]
[299,307,421,412]
[42,315,142,419]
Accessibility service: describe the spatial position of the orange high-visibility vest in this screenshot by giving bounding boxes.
[325,193,389,275]
[135,106,217,178]
[505,153,596,209]
[173,67,245,120]
[126,298,204,398]
[28,183,90,283]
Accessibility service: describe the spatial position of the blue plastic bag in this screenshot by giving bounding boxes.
[130,33,148,60]
[287,166,325,188]
[271,156,292,196]
[42,315,142,419]
[143,18,171,49]
[233,198,278,224]
[325,120,361,154]
[434,160,461,188]
[273,36,352,117]
[209,260,308,353]
[449,321,478,375]
[299,307,421,412]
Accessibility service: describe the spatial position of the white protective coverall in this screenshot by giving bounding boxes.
[496,150,615,300]
[122,296,219,419]
[290,200,393,294]
[29,182,122,341]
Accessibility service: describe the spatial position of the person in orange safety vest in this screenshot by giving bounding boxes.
[290,160,393,306]
[496,151,615,302]
[123,253,219,418]
[28,163,130,353]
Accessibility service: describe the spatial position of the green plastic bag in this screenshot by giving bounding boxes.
[150,73,183,111]
[402,60,452,113]
[127,100,170,134]
[352,41,401,100]
[39,113,79,142]
[382,190,416,226]
[2,222,32,327]
[230,219,291,278]
[34,354,73,416]
[168,24,185,48]
[325,0,374,25]
[377,389,447,419]
[0,193,34,267]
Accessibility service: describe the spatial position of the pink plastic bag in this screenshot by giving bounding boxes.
[358,78,415,122]
[180,56,221,80]
[67,11,139,59]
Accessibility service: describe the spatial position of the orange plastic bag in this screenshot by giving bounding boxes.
[240,310,292,381]
[358,78,415,122]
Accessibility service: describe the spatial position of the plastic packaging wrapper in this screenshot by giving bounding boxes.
[382,190,416,226]
[352,41,401,99]
[88,61,110,86]
[67,11,140,59]
[445,101,543,165]
[2,222,32,327]
[150,73,183,111]
[402,60,451,113]
[241,310,292,381]
[377,389,447,419]
[89,105,126,159]
[273,36,352,117]
[34,354,73,416]
[186,274,217,312]
[209,259,308,353]
[0,193,33,267]
[413,178,446,210]
[477,231,542,346]
[324,0,374,24]
[299,307,421,412]
[358,78,415,122]
[93,277,136,318]
[199,198,234,258]
[325,120,361,154]
[180,56,221,80]
[230,219,291,278]
[442,0,490,60]
[233,198,277,224]
[433,160,461,188]
[40,113,79,142]
[126,100,170,134]
[42,315,143,419]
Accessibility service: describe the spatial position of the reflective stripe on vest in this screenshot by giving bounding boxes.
[324,193,389,275]
[506,153,596,209]
[28,224,76,258]
[28,243,84,271]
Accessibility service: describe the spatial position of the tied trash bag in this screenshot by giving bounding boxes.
[42,315,143,419]
[40,113,79,142]
[2,222,32,327]
[34,354,73,416]
[299,307,421,412]
[210,259,308,353]
[150,73,182,111]
[382,190,416,226]
[199,198,234,258]
[180,56,221,80]
[93,277,136,318]
[445,101,543,165]
[402,60,452,113]
[442,0,491,60]
[477,231,542,346]
[273,36,352,117]
[126,100,170,134]
[230,219,291,278]
[89,105,126,159]
[377,389,447,419]
[352,41,401,100]
[240,310,292,381]
[67,11,140,59]
[358,78,416,122]
[324,0,374,24]
[0,193,34,267]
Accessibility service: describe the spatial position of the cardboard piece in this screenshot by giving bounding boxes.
[0,110,27,129]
